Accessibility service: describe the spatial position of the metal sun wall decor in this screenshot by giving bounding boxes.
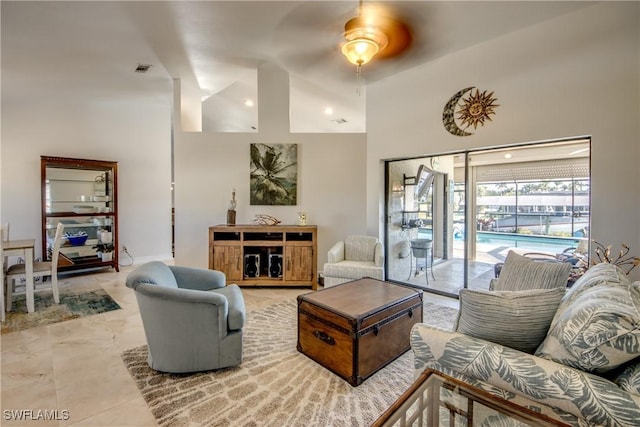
[443,87,499,137]
[250,143,297,205]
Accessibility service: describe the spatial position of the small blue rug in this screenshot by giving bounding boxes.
[2,287,121,334]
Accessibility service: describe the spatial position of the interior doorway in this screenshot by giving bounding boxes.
[384,138,590,298]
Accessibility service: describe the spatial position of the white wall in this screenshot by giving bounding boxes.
[173,64,367,270]
[367,2,640,280]
[1,100,173,264]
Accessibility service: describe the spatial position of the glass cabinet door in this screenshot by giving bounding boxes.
[41,156,118,271]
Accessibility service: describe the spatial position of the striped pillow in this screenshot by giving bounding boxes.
[455,287,566,354]
[494,251,571,291]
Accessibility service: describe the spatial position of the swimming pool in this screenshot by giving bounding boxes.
[418,228,583,257]
[476,231,580,254]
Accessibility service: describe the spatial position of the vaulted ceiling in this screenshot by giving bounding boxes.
[1,1,593,133]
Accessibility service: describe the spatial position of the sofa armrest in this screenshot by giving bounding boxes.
[411,324,640,427]
[210,284,246,331]
[327,241,345,264]
[374,241,384,267]
[170,265,226,291]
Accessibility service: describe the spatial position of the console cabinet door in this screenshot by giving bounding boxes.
[285,246,313,281]
[213,245,242,281]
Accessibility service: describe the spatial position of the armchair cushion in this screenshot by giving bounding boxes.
[170,265,226,291]
[323,261,383,281]
[344,235,381,263]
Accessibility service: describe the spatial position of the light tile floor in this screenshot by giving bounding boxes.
[1,264,458,426]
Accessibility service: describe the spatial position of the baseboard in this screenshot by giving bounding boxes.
[125,253,174,266]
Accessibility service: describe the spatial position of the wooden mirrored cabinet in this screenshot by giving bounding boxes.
[41,156,119,272]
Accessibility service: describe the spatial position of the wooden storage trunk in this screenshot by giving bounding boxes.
[297,278,423,386]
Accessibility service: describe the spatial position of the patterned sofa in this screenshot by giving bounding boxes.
[411,263,640,426]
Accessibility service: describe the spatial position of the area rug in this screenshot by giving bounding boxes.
[1,286,121,335]
[121,300,457,427]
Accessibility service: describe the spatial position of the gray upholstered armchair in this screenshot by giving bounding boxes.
[322,235,384,287]
[125,261,246,373]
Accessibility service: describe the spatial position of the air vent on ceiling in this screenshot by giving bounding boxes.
[332,118,348,125]
[135,64,152,73]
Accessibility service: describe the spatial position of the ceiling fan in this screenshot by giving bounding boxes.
[269,1,413,95]
[340,0,412,88]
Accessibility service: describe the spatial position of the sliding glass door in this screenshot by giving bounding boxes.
[385,154,467,296]
[385,138,590,298]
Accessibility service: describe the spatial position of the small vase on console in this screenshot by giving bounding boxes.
[227,189,237,225]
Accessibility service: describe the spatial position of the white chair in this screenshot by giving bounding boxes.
[322,235,384,287]
[5,223,65,312]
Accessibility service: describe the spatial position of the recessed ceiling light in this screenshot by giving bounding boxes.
[245,99,254,107]
[324,107,334,115]
[504,153,512,159]
[135,64,152,73]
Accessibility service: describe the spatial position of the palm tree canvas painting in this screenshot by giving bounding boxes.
[250,143,297,205]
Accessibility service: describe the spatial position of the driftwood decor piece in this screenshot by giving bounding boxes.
[253,214,281,226]
[591,241,640,275]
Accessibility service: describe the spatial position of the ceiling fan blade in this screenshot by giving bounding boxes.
[356,3,413,59]
[376,17,412,59]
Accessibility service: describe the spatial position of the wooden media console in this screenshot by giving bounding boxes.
[209,224,317,290]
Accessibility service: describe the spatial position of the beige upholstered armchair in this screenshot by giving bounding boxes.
[322,235,384,287]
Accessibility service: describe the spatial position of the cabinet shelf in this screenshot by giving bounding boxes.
[41,156,118,273]
[45,212,115,217]
[243,240,285,247]
[47,178,100,183]
[209,224,317,290]
[48,200,111,203]
[46,222,103,230]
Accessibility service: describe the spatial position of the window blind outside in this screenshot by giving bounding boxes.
[454,158,589,183]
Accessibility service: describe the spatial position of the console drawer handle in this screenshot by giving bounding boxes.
[313,330,335,346]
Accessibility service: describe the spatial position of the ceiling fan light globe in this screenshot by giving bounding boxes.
[341,38,380,65]
[344,25,389,50]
